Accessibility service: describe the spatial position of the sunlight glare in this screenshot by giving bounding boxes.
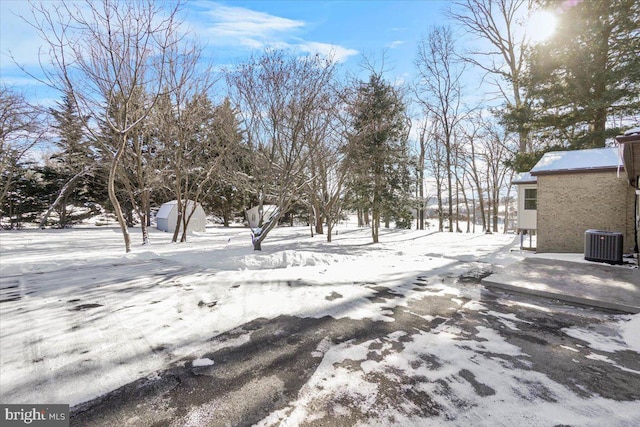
[527,10,557,43]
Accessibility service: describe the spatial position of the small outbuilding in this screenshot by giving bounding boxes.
[518,146,635,254]
[156,200,207,233]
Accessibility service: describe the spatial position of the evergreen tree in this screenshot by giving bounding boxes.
[347,74,411,243]
[204,98,250,227]
[524,0,640,148]
[1,164,48,229]
[41,90,95,228]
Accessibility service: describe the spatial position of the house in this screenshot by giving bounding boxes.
[616,127,640,255]
[156,200,207,233]
[245,205,278,229]
[514,145,636,254]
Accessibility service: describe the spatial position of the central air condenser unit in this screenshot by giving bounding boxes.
[584,230,624,265]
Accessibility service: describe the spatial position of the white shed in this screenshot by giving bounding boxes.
[245,205,278,228]
[156,200,207,233]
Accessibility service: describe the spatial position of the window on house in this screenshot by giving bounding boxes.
[524,188,537,210]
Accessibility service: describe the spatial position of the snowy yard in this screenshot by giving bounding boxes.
[1,223,639,426]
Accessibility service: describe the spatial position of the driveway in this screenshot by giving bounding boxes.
[70,265,640,426]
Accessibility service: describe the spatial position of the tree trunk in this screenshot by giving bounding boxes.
[436,183,444,232]
[252,208,280,251]
[445,137,453,233]
[371,208,379,243]
[171,200,183,243]
[503,188,511,234]
[314,201,323,234]
[493,187,499,233]
[180,201,199,243]
[462,185,470,233]
[140,189,150,245]
[109,133,131,253]
[39,167,89,228]
[223,206,230,227]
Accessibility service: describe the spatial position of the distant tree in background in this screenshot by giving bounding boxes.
[0,86,45,222]
[415,26,466,233]
[420,120,448,232]
[203,98,250,228]
[523,0,640,149]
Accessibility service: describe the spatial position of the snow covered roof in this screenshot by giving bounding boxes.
[530,147,622,175]
[624,126,640,136]
[511,172,537,184]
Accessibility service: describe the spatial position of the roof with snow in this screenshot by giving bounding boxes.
[530,147,622,176]
[511,172,537,184]
[624,126,640,136]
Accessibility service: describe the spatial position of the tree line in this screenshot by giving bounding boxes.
[1,0,637,252]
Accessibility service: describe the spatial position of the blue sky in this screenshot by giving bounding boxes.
[0,0,465,105]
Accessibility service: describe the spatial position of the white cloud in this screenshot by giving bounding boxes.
[297,41,359,63]
[386,40,405,49]
[189,2,358,62]
[198,3,305,48]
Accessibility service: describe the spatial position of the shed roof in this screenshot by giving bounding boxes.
[624,126,640,136]
[156,200,203,220]
[530,147,622,176]
[512,172,537,184]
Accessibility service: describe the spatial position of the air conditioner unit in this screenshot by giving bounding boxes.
[584,230,623,265]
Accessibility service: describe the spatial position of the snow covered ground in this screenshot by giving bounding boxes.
[1,221,639,425]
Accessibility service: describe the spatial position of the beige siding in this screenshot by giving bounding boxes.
[537,171,635,253]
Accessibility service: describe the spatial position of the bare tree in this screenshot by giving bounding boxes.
[448,0,533,152]
[459,111,488,231]
[309,84,353,243]
[424,124,447,232]
[151,37,218,243]
[481,119,515,232]
[415,26,467,233]
[414,117,430,230]
[228,50,337,250]
[27,0,185,252]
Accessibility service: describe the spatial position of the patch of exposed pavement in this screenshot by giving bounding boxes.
[70,270,640,426]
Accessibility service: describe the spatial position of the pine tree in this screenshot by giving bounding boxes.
[347,74,411,243]
[40,90,94,228]
[525,0,640,148]
[204,98,249,227]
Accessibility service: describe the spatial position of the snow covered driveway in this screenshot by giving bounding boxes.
[1,225,639,426]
